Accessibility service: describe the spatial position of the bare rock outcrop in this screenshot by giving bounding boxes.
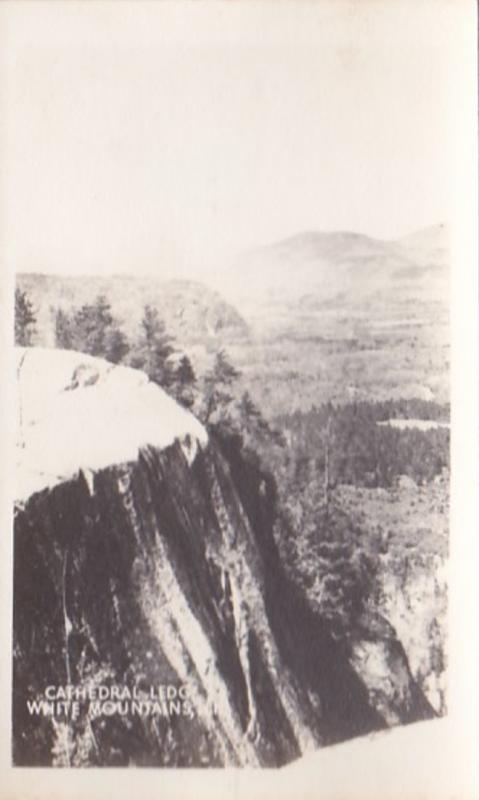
[13,348,434,766]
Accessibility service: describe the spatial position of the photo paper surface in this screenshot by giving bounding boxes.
[1,1,477,797]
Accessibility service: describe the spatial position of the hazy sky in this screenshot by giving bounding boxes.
[0,1,464,280]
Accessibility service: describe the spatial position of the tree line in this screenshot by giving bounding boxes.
[14,288,281,444]
[273,401,449,492]
[16,287,444,643]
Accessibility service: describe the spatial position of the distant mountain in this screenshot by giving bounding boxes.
[243,230,394,264]
[208,224,450,411]
[15,224,449,413]
[224,224,449,317]
[16,274,249,349]
[251,224,448,265]
[395,224,449,271]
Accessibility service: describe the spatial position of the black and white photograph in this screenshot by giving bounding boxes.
[1,0,478,796]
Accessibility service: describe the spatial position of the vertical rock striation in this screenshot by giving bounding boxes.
[13,348,434,766]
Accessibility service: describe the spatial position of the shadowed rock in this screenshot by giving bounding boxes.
[13,348,434,767]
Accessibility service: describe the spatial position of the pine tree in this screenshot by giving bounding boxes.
[201,349,241,424]
[70,295,114,357]
[53,296,129,363]
[172,355,197,408]
[103,327,130,365]
[238,390,284,446]
[15,288,36,346]
[130,305,175,386]
[54,308,73,349]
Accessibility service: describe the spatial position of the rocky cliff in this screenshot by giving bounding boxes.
[13,348,434,767]
[379,551,447,715]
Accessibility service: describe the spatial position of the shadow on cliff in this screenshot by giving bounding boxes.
[213,428,436,749]
[12,426,435,767]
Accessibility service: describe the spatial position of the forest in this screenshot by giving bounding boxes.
[274,400,449,491]
[15,288,449,642]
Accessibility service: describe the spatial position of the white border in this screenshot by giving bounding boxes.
[0,2,477,798]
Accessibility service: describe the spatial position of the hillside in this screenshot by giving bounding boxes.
[228,224,448,309]
[16,274,249,350]
[16,225,449,415]
[212,224,449,413]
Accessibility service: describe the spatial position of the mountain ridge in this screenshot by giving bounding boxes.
[239,224,446,264]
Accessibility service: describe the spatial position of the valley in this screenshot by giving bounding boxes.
[14,223,449,764]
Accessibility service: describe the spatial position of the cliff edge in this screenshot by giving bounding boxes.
[13,348,433,766]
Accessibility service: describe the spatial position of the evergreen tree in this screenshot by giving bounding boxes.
[53,296,129,363]
[103,327,130,365]
[130,305,175,386]
[238,390,284,446]
[176,354,196,385]
[172,355,197,408]
[201,349,241,424]
[54,308,73,350]
[15,289,36,346]
[70,295,114,357]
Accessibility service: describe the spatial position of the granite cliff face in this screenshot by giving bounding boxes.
[379,552,447,715]
[13,348,434,767]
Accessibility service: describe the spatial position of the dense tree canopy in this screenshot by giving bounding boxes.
[200,349,241,425]
[129,305,175,386]
[15,289,37,346]
[54,295,129,364]
[274,401,449,490]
